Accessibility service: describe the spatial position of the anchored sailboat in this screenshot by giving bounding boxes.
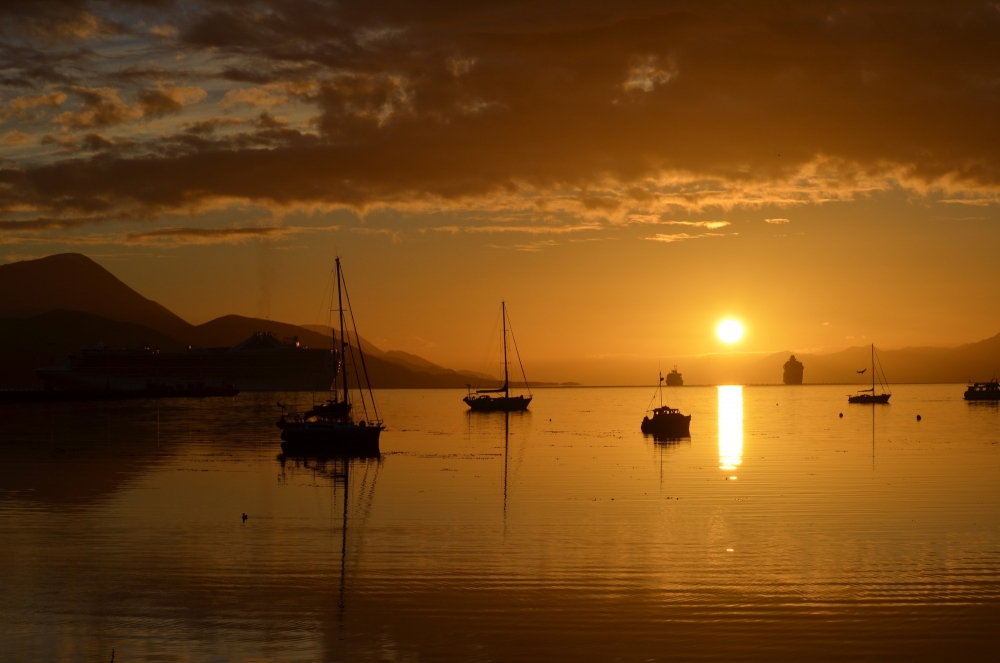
[848,344,891,404]
[277,257,384,453]
[464,302,532,412]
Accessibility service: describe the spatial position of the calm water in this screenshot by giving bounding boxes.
[2,385,1000,661]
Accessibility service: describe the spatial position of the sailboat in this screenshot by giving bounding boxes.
[277,258,384,453]
[848,344,891,404]
[641,372,691,438]
[464,302,532,412]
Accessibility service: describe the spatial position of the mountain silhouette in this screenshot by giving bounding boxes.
[0,253,194,342]
[0,254,499,389]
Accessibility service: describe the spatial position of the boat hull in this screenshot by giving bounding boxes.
[848,393,891,404]
[641,413,691,439]
[965,391,1000,401]
[280,422,383,455]
[464,395,532,411]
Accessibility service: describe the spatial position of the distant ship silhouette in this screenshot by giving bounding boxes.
[783,355,804,385]
[666,366,683,386]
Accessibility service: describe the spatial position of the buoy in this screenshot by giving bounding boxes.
[839,413,843,418]
[916,415,922,421]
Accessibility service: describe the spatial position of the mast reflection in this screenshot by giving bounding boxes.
[277,453,381,628]
[718,386,743,472]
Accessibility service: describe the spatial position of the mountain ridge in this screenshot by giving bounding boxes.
[3,253,999,387]
[0,254,497,389]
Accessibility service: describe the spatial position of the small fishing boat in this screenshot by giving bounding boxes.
[964,378,1000,401]
[848,344,891,404]
[641,372,691,439]
[277,257,384,454]
[464,301,532,412]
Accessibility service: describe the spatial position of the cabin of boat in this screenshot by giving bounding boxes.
[965,378,1000,401]
[304,399,352,419]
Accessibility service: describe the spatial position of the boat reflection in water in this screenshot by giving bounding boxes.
[718,385,743,472]
[277,452,382,625]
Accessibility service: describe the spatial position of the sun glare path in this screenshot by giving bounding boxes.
[717,319,744,343]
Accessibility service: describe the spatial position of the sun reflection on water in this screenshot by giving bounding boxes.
[718,385,743,471]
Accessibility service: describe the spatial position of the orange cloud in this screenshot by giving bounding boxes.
[0,130,35,146]
[1,92,67,121]
[644,232,727,243]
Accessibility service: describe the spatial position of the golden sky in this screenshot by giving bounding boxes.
[1,1,999,377]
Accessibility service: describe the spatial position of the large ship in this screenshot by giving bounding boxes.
[35,332,334,392]
[783,355,804,384]
[666,367,683,387]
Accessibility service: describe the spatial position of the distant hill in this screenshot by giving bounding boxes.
[0,254,495,389]
[6,254,997,388]
[301,324,496,380]
[192,316,333,350]
[0,253,194,342]
[691,340,1000,385]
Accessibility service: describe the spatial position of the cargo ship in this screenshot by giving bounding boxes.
[666,366,683,387]
[783,355,804,384]
[35,332,334,392]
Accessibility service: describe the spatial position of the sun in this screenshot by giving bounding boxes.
[717,319,744,343]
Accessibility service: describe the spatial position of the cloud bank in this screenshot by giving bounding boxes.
[1,1,999,237]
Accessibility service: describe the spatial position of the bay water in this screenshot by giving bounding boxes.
[2,385,999,661]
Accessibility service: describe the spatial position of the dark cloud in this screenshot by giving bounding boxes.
[136,86,207,118]
[2,1,1000,228]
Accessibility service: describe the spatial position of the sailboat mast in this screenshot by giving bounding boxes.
[338,258,348,404]
[330,269,337,400]
[502,301,509,398]
[871,344,875,394]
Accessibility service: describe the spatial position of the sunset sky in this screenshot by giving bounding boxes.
[2,1,1000,378]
